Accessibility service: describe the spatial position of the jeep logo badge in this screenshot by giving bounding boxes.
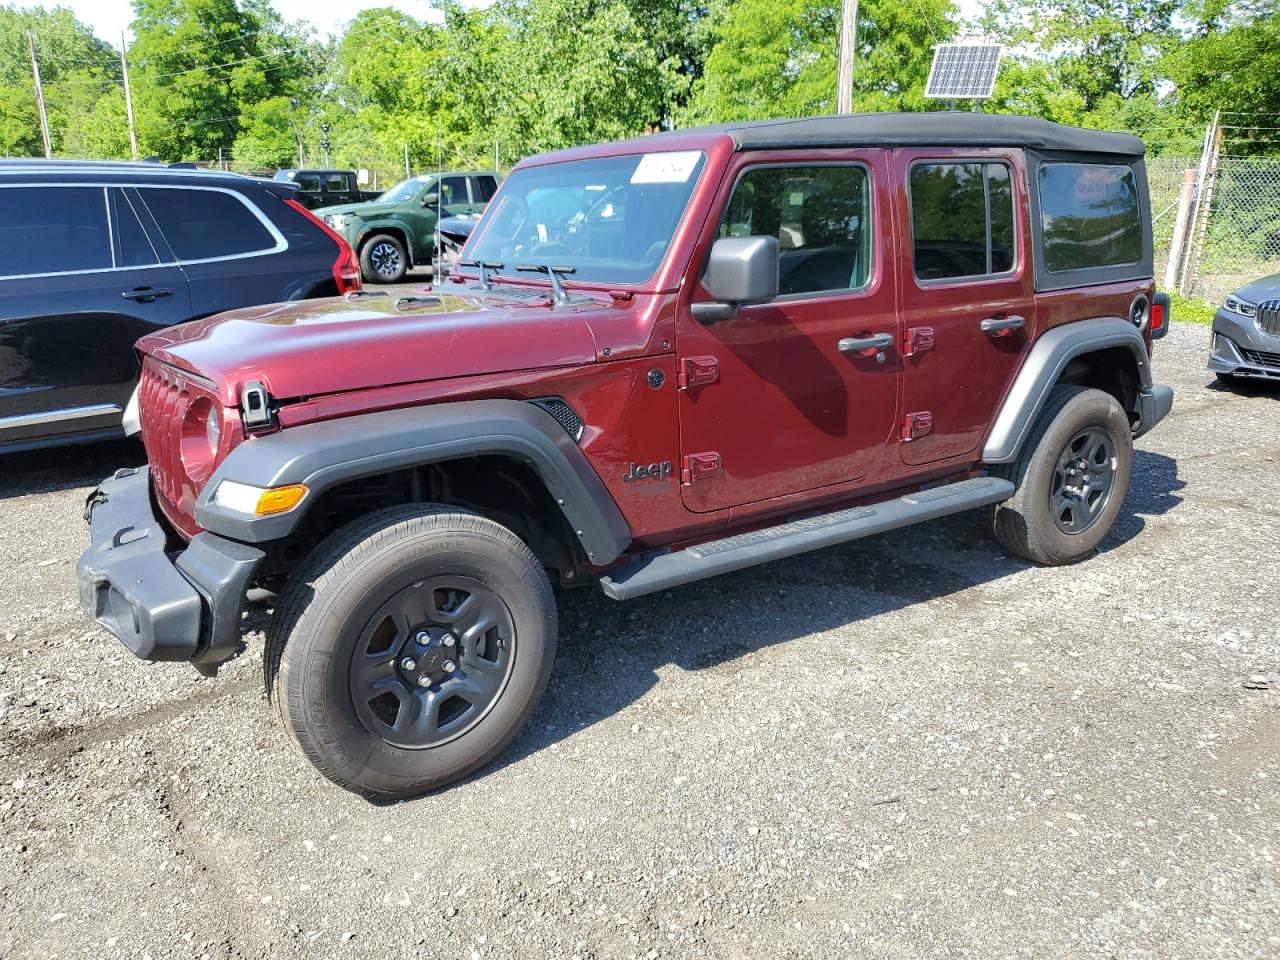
[623,460,673,483]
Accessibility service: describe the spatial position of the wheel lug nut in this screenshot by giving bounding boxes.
[442,660,457,674]
[400,657,416,671]
[416,675,431,687]
[442,633,456,647]
[415,631,430,644]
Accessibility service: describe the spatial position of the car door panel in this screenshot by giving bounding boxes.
[892,148,1036,466]
[0,185,192,445]
[676,150,901,514]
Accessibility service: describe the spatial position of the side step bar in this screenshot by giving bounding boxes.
[598,475,1014,600]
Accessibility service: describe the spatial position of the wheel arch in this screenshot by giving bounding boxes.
[357,224,413,265]
[983,317,1153,465]
[193,400,632,569]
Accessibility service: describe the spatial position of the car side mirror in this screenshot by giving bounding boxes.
[692,235,779,323]
[421,192,439,207]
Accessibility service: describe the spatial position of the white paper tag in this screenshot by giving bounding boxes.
[630,151,701,185]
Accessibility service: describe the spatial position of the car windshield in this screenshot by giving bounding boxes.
[375,177,431,204]
[465,151,707,286]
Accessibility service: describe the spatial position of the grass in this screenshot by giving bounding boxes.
[1169,291,1217,326]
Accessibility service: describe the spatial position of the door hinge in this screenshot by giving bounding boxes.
[677,356,719,390]
[901,411,933,442]
[681,451,721,484]
[904,326,935,357]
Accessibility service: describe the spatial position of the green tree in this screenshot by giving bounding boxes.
[681,0,956,124]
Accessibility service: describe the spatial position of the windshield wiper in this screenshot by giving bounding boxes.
[515,263,587,305]
[457,259,504,292]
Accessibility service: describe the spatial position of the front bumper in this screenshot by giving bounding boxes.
[77,467,264,676]
[1209,308,1280,380]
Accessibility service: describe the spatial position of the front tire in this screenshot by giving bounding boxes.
[265,505,556,799]
[990,386,1132,566]
[359,234,408,284]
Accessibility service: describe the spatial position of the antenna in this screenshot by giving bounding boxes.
[923,43,1003,107]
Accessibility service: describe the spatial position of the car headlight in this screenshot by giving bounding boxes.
[180,398,221,483]
[1225,295,1257,317]
[325,214,352,231]
[211,480,309,516]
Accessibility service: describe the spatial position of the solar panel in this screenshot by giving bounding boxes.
[924,44,1003,100]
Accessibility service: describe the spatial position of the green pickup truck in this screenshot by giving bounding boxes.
[315,171,499,283]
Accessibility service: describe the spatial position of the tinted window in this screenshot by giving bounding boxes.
[910,162,1016,281]
[475,176,498,202]
[296,174,321,191]
[0,186,111,277]
[138,188,276,261]
[439,177,469,205]
[720,165,872,295]
[1038,163,1142,272]
[111,190,159,268]
[323,174,347,193]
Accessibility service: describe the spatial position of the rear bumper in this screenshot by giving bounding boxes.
[77,467,263,675]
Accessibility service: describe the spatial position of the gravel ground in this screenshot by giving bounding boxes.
[1,321,1277,960]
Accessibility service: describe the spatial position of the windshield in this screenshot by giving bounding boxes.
[375,177,431,204]
[465,151,707,285]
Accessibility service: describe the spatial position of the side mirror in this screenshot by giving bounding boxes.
[421,192,439,207]
[692,235,779,323]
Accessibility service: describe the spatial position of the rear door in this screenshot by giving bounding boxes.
[0,184,192,446]
[135,185,292,315]
[892,148,1036,466]
[677,151,901,513]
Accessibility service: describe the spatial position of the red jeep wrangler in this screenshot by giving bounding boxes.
[78,114,1173,799]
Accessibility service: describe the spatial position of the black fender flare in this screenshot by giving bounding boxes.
[193,400,633,565]
[982,316,1157,464]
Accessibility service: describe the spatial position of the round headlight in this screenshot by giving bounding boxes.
[206,407,220,452]
[180,398,220,484]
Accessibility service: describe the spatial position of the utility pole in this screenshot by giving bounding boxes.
[835,0,858,114]
[120,32,138,160]
[27,31,52,158]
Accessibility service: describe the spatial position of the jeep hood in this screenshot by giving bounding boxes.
[137,293,600,405]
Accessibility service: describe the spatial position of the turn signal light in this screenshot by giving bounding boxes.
[212,480,309,516]
[256,484,308,515]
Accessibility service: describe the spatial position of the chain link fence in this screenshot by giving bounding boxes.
[1185,155,1280,303]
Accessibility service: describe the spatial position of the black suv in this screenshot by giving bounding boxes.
[0,160,361,454]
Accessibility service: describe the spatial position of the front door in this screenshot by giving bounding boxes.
[892,148,1036,466]
[677,152,900,514]
[0,185,192,446]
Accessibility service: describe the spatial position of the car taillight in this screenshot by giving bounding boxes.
[1151,292,1170,340]
[285,198,362,295]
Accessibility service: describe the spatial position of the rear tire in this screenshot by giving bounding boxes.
[265,504,556,799]
[989,386,1132,566]
[359,234,408,284]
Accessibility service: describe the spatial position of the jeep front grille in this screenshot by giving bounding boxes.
[137,358,220,524]
[1257,300,1280,338]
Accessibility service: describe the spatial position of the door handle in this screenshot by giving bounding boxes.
[838,332,894,354]
[122,287,172,303]
[979,315,1025,336]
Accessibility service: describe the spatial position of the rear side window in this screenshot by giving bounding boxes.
[910,162,1016,281]
[475,176,498,202]
[110,190,159,268]
[323,174,348,193]
[138,188,277,261]
[1038,163,1141,272]
[0,186,111,277]
[719,165,872,296]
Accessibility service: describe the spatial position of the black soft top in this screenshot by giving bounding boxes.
[664,113,1144,158]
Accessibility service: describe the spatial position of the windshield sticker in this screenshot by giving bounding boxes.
[631,151,701,185]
